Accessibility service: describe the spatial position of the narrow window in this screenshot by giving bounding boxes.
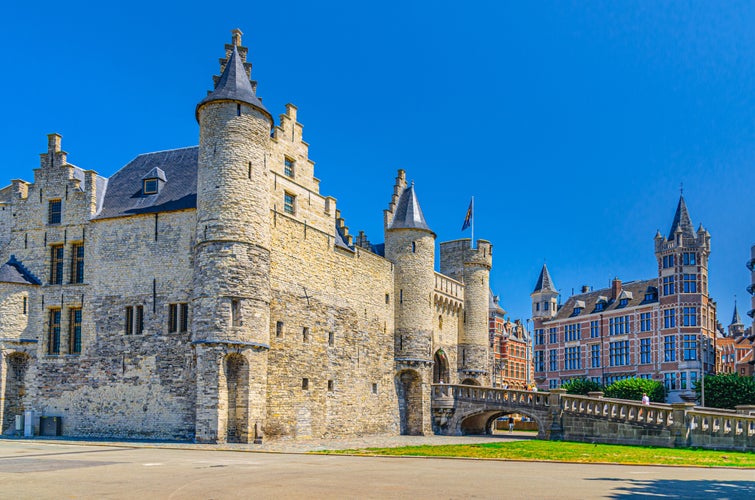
[48,199,62,224]
[135,305,144,335]
[303,326,309,342]
[248,161,252,179]
[231,299,241,327]
[302,378,309,390]
[48,309,61,355]
[328,331,334,346]
[70,243,84,283]
[372,383,378,394]
[237,103,241,116]
[284,192,296,215]
[179,303,189,332]
[23,297,27,315]
[385,293,390,304]
[412,241,416,253]
[125,306,134,335]
[50,245,64,284]
[168,303,178,333]
[284,157,295,177]
[399,289,403,304]
[69,308,82,354]
[328,380,334,391]
[276,321,284,337]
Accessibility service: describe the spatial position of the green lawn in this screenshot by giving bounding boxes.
[319,440,755,468]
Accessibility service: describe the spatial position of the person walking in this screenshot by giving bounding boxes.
[642,393,650,405]
[508,416,515,433]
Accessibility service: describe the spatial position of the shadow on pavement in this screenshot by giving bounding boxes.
[589,478,755,499]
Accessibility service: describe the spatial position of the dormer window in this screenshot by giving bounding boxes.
[573,307,582,315]
[619,298,629,307]
[595,302,605,312]
[141,167,167,195]
[143,179,158,194]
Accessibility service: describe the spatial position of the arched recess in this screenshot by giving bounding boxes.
[460,378,480,386]
[396,369,423,435]
[2,353,29,434]
[458,409,545,437]
[433,350,450,384]
[223,353,249,443]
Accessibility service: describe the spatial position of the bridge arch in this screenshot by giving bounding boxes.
[458,408,547,437]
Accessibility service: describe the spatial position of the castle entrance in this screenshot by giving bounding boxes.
[224,354,249,443]
[2,353,29,434]
[397,369,423,435]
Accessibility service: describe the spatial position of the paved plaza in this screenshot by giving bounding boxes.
[1,437,754,499]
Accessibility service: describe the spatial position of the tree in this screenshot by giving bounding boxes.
[604,377,666,402]
[694,374,755,409]
[560,378,603,395]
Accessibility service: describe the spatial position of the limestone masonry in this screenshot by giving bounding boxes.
[0,30,494,442]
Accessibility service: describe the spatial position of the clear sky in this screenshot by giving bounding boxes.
[1,1,753,327]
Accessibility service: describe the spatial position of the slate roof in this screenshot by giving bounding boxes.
[196,45,270,121]
[0,184,12,203]
[387,184,432,232]
[95,147,198,220]
[532,264,557,294]
[731,301,743,326]
[668,195,696,240]
[548,278,658,322]
[0,256,41,285]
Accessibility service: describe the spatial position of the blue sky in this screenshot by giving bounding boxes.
[1,1,753,326]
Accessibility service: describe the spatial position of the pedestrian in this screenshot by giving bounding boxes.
[642,393,650,405]
[508,416,515,433]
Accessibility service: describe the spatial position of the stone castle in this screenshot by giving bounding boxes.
[0,30,494,443]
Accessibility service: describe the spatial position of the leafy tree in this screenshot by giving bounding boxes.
[560,378,603,395]
[694,374,755,409]
[604,377,665,402]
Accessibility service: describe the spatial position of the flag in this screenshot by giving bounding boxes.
[461,198,473,231]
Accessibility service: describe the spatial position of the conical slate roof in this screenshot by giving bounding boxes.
[532,264,557,294]
[197,45,269,120]
[730,301,743,326]
[387,184,432,232]
[668,196,696,240]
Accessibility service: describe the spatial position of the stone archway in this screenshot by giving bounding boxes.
[2,353,29,435]
[460,378,480,386]
[396,369,423,435]
[433,350,450,384]
[223,353,249,443]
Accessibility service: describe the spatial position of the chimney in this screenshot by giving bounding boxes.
[611,277,622,300]
[581,285,591,294]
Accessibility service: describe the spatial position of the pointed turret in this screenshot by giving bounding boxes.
[531,264,558,319]
[668,195,696,241]
[728,300,745,337]
[532,264,557,294]
[387,183,432,233]
[196,32,271,124]
[731,301,743,327]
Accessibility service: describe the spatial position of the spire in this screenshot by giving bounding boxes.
[731,300,743,326]
[667,195,696,241]
[196,33,270,122]
[387,183,432,232]
[532,264,557,294]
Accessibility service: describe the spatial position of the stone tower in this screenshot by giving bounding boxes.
[192,30,272,443]
[384,173,435,435]
[440,239,493,385]
[531,264,558,320]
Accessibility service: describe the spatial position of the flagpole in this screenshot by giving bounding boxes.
[471,196,475,249]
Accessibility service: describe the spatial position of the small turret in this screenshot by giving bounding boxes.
[728,299,745,337]
[531,264,558,320]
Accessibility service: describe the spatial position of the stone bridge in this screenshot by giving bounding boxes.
[431,385,755,452]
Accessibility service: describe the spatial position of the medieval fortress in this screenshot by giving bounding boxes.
[0,30,493,442]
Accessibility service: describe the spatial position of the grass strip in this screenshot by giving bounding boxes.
[318,440,755,468]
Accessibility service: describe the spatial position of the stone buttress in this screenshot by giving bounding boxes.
[192,30,272,443]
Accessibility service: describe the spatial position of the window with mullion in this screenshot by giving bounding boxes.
[69,308,82,354]
[48,309,61,355]
[50,245,64,284]
[70,243,84,283]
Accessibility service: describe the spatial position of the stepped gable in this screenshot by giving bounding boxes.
[0,255,41,285]
[95,147,198,219]
[552,278,658,321]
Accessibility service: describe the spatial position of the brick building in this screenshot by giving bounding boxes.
[0,31,496,442]
[488,292,531,389]
[532,196,718,403]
